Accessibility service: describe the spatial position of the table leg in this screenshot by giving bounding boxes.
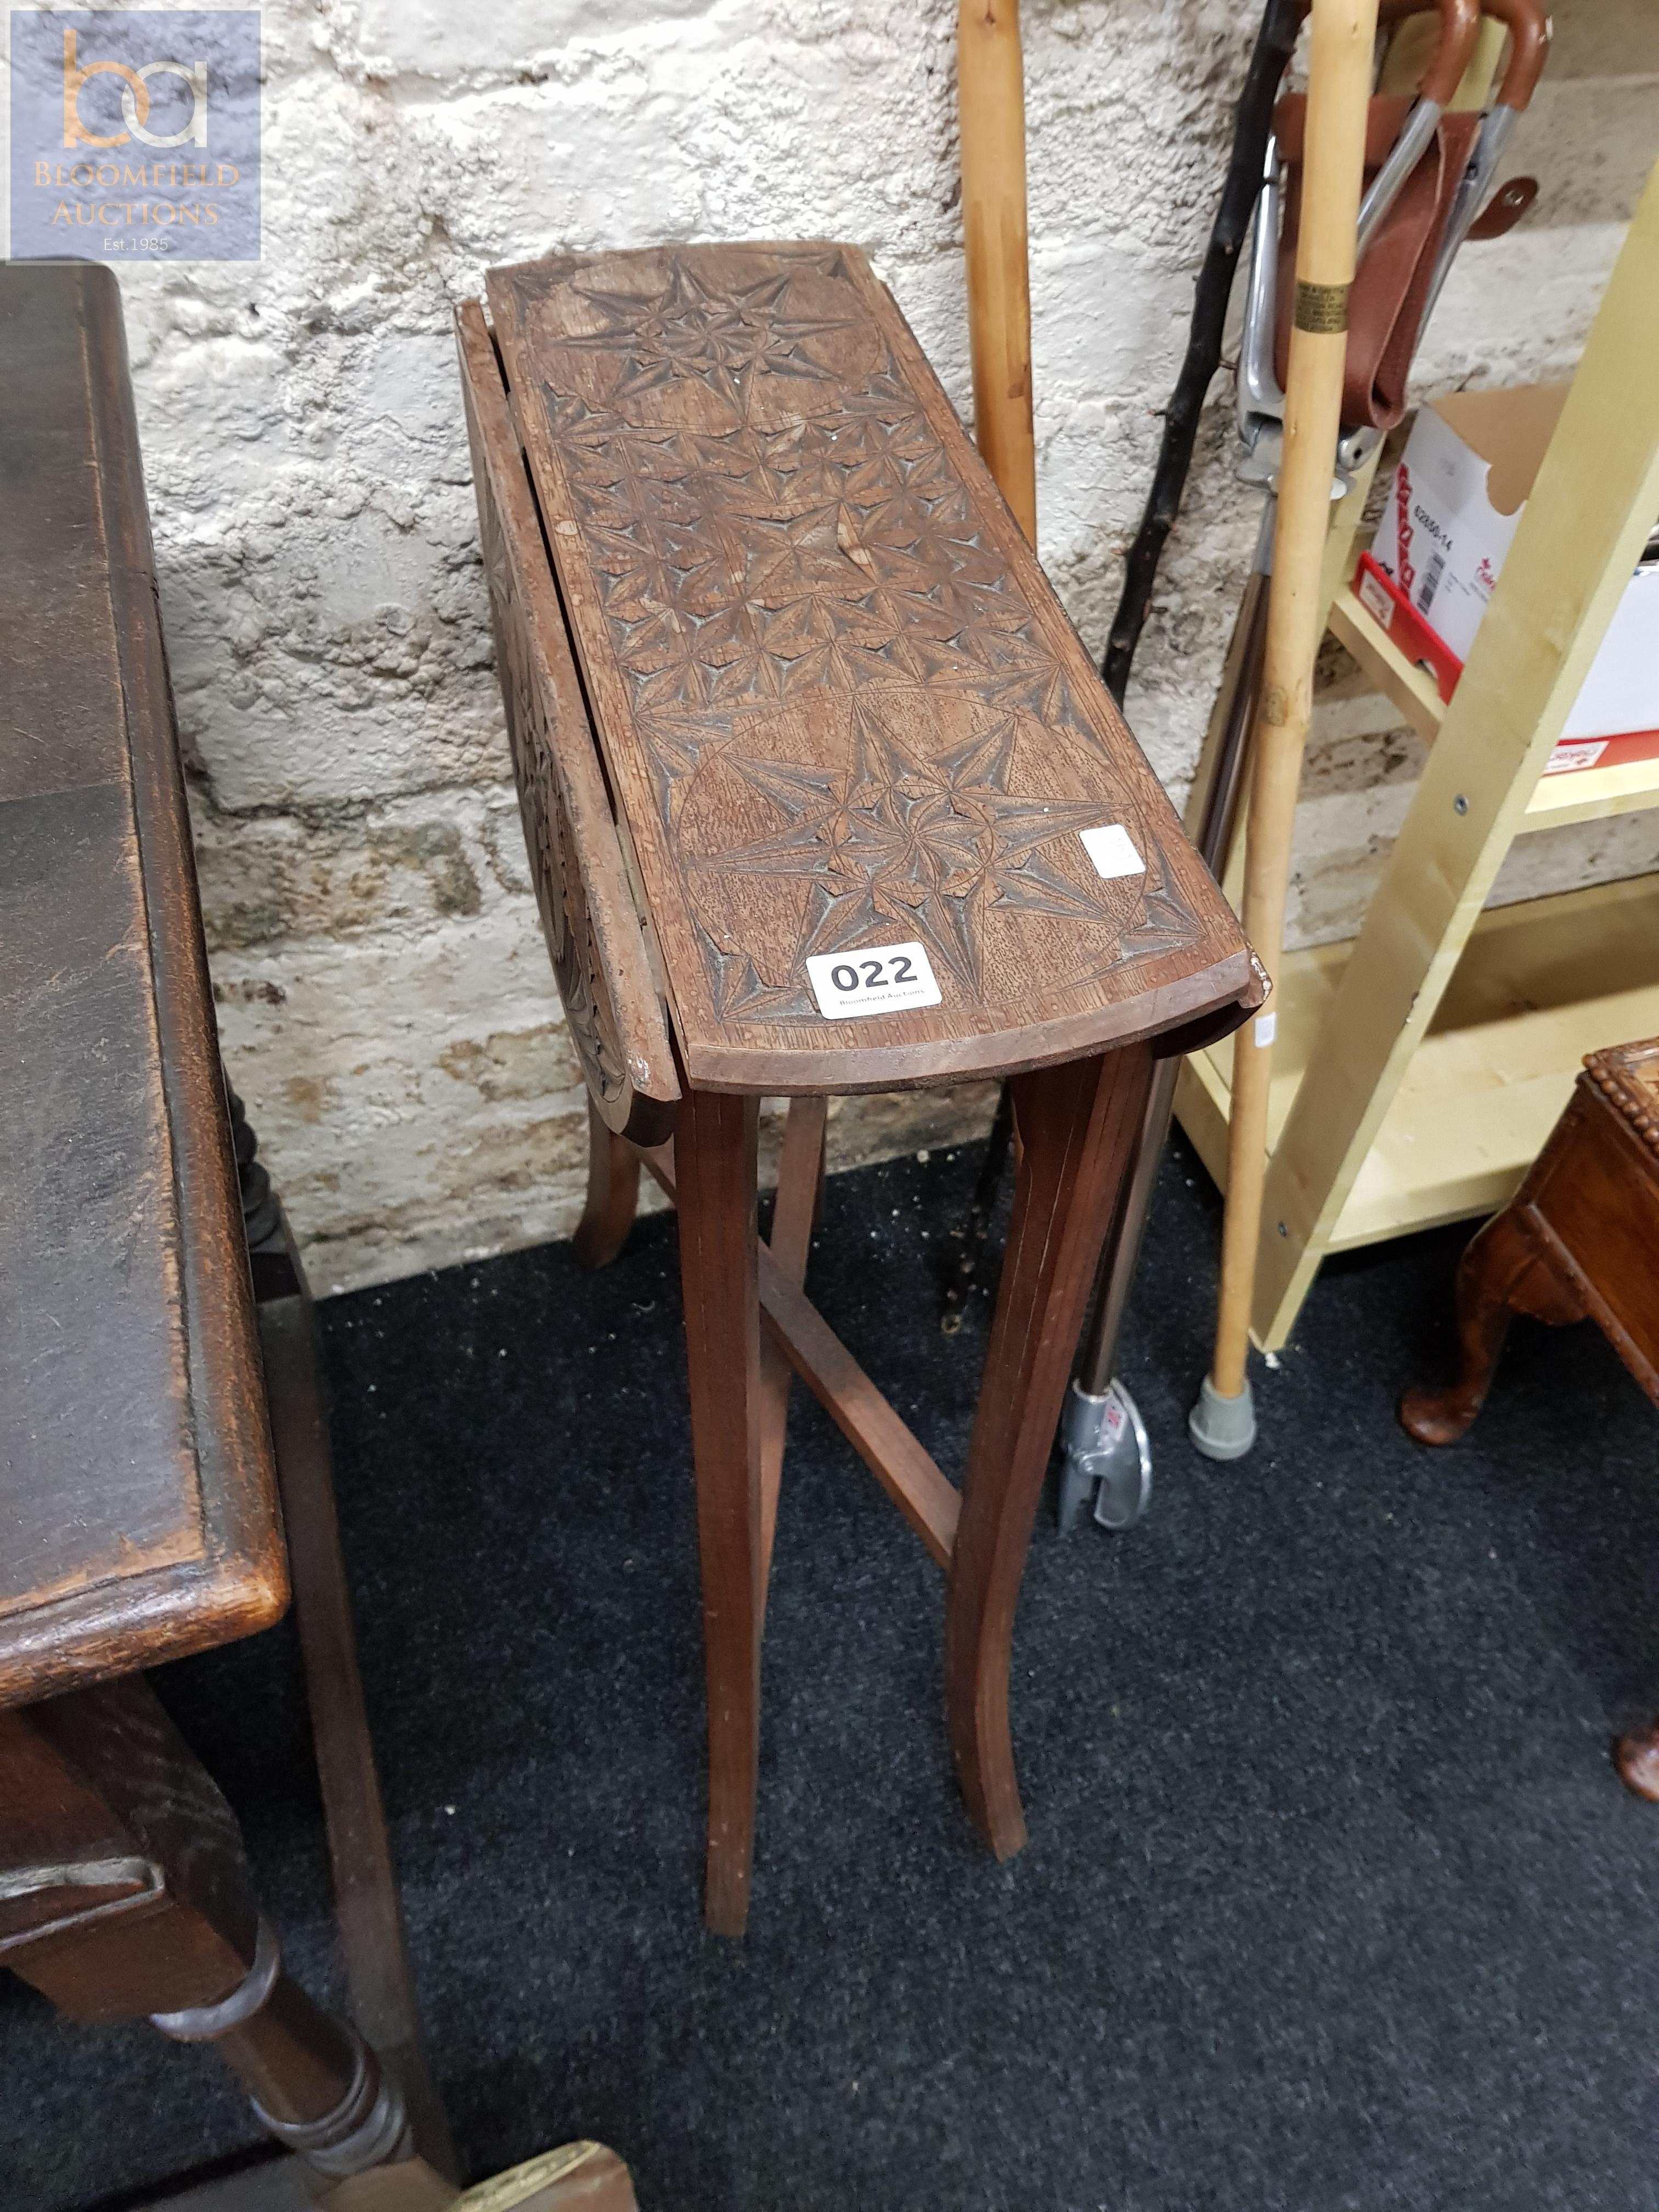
[945,1043,1154,1860]
[674,1086,764,1936]
[1400,1203,1588,1445]
[0,1680,455,2210]
[230,1087,457,2182]
[758,1097,828,1594]
[574,1098,643,1270]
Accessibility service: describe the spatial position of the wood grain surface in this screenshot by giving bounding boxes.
[456,301,679,1143]
[0,262,284,1708]
[483,242,1256,1094]
[674,1089,765,1936]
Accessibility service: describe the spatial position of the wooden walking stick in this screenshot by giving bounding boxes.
[958,0,1036,542]
[1189,0,1380,1460]
[939,0,1036,1341]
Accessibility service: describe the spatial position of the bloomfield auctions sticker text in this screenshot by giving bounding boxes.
[9,10,260,263]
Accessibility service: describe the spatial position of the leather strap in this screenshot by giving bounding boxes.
[1269,0,1548,433]
[1273,93,1481,432]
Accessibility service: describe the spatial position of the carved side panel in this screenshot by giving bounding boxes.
[466,405,641,1134]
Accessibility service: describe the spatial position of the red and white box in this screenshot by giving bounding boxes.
[1359,383,1659,776]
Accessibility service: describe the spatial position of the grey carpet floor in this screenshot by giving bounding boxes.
[5,1132,1658,2212]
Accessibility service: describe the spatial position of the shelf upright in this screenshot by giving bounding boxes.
[1176,156,1659,1350]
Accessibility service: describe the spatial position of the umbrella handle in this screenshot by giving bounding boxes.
[1375,0,1483,104]
[1477,0,1551,110]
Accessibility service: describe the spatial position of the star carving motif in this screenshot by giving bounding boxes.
[578,446,1045,720]
[679,701,1139,1019]
[518,249,1204,1028]
[562,261,862,416]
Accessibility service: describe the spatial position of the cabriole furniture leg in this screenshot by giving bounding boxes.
[947,1043,1155,1857]
[1398,1205,1588,1444]
[1401,1040,1659,1446]
[1400,1039,1659,1808]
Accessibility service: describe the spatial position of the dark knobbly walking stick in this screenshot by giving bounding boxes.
[1102,0,1304,707]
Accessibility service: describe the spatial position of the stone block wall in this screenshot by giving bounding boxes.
[82,0,1658,1288]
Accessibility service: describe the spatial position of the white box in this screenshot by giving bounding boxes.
[1368,383,1659,744]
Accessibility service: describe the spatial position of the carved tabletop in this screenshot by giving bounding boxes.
[0,263,284,1709]
[482,242,1257,1096]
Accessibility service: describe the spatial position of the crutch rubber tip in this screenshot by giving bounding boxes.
[1188,1375,1257,1461]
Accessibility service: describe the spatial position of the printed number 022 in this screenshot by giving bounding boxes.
[830,953,916,994]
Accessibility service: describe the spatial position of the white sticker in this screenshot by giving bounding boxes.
[1543,738,1608,776]
[1079,824,1146,880]
[806,941,941,1020]
[1357,566,1395,630]
[1255,1012,1278,1047]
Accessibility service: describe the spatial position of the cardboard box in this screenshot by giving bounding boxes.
[1362,383,1659,772]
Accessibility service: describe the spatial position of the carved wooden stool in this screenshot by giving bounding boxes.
[456,244,1261,1936]
[1,261,635,2212]
[1399,1036,1659,1803]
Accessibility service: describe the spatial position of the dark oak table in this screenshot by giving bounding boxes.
[458,242,1262,1936]
[1,263,633,2212]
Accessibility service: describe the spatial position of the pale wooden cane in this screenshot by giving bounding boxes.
[958,0,1036,541]
[1204,0,1380,1422]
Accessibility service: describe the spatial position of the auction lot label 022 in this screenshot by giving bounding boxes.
[806,943,943,1020]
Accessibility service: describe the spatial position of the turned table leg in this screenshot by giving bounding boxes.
[1400,1203,1588,1446]
[0,1680,455,2210]
[675,1086,765,1936]
[945,1043,1155,1859]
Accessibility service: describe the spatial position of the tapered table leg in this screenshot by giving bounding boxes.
[675,1087,764,1936]
[0,1681,455,2210]
[945,1043,1155,1859]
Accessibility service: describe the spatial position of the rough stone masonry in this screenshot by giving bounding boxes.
[90,0,1659,1288]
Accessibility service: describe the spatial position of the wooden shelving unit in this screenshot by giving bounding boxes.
[1328,582,1659,828]
[1175,157,1659,1351]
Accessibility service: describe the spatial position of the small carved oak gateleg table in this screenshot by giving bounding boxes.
[1,263,634,2212]
[456,244,1263,1936]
